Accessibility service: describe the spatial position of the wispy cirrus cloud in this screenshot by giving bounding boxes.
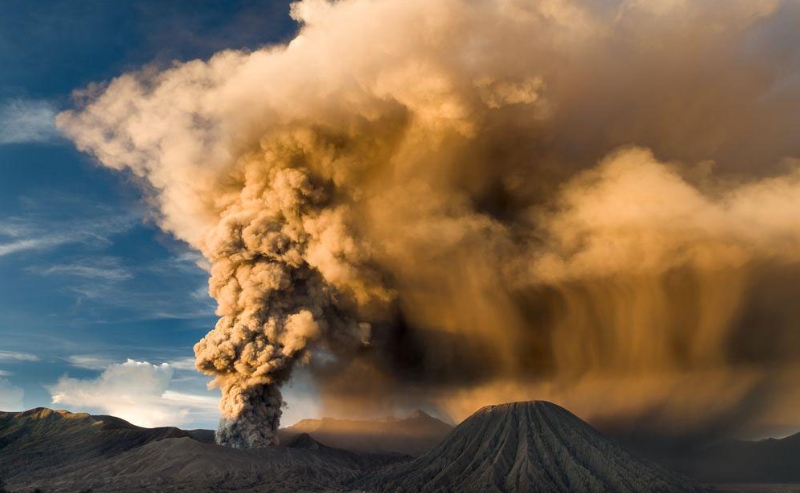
[66,354,116,370]
[2,231,57,258]
[0,205,138,259]
[0,98,60,145]
[69,354,196,372]
[164,357,197,371]
[34,256,133,282]
[0,350,39,362]
[0,237,63,257]
[0,192,213,323]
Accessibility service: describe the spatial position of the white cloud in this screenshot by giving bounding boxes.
[0,378,24,411]
[0,350,39,362]
[161,390,218,408]
[0,230,67,258]
[0,370,12,376]
[165,357,197,371]
[35,257,132,282]
[0,237,64,257]
[49,359,218,428]
[68,354,198,375]
[0,207,137,259]
[0,98,60,145]
[67,354,115,370]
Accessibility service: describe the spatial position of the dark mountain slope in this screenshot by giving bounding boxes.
[24,433,407,493]
[355,401,708,493]
[0,408,195,482]
[2,403,720,492]
[685,432,800,483]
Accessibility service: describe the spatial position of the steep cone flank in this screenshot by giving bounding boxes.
[355,401,706,493]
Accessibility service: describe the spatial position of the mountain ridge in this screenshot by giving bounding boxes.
[355,400,707,493]
[6,402,796,491]
[278,408,453,456]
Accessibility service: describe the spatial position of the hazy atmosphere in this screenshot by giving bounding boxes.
[4,0,800,454]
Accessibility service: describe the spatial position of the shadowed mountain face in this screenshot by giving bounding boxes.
[29,435,407,493]
[354,401,707,493]
[678,432,800,484]
[0,408,212,483]
[278,409,453,456]
[0,408,406,492]
[0,402,712,492]
[606,426,800,485]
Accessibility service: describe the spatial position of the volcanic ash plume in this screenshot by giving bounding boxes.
[57,0,800,446]
[192,166,390,446]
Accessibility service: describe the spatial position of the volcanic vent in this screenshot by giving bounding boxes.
[355,401,706,493]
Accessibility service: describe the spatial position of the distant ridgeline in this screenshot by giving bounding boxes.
[0,401,750,492]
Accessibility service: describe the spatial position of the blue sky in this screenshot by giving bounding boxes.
[0,0,321,428]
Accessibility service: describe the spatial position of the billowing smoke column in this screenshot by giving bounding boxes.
[58,0,800,446]
[198,169,330,446]
[195,166,389,446]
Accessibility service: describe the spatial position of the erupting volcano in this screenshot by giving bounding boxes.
[56,0,800,448]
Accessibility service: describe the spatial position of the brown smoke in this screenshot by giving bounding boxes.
[57,0,800,446]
